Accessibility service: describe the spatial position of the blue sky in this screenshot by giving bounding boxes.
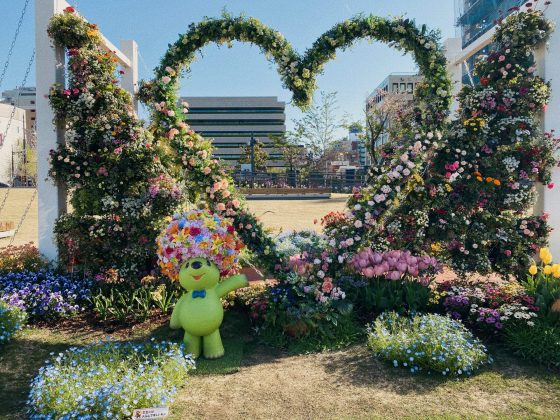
[0,0,456,131]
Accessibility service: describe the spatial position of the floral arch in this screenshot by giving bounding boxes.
[135,13,452,274]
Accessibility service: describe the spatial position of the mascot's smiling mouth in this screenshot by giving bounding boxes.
[192,274,204,281]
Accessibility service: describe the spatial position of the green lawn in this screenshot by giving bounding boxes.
[1,311,560,419]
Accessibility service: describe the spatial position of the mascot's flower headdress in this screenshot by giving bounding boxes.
[156,209,244,280]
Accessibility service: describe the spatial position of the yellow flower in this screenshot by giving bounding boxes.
[544,265,553,275]
[540,247,553,264]
[528,265,538,275]
[431,242,442,252]
[554,267,560,278]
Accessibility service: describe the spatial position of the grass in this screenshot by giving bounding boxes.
[2,311,560,419]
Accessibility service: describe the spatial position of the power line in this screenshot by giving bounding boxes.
[0,0,31,91]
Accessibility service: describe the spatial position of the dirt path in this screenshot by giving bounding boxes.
[171,345,560,419]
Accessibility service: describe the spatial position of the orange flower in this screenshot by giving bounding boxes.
[473,171,481,177]
[476,176,483,182]
[486,177,493,182]
[493,179,501,186]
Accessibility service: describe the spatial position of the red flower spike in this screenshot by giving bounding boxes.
[64,6,75,13]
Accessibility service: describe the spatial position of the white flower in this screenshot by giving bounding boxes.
[354,220,363,228]
[161,76,171,84]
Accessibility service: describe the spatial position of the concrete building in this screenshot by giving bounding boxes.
[366,73,422,148]
[2,86,37,132]
[0,103,27,185]
[182,96,286,168]
[445,0,524,109]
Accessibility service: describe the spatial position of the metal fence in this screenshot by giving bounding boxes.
[232,170,367,192]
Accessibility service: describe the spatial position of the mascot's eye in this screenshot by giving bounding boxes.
[206,260,211,267]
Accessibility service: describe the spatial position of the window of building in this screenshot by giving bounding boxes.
[400,83,406,92]
[392,83,399,92]
[407,83,414,93]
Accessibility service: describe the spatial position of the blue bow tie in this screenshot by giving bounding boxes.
[192,290,206,299]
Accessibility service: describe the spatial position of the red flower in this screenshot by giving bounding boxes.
[119,70,125,75]
[227,225,234,233]
[64,6,75,13]
[480,77,490,86]
[190,227,201,236]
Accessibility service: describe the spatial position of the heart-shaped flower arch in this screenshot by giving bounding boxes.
[138,13,452,274]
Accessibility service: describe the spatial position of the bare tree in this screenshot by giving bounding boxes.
[270,132,307,172]
[295,91,341,162]
[364,89,414,163]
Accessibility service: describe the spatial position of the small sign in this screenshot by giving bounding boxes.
[131,407,169,419]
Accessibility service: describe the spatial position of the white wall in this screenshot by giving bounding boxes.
[539,2,560,256]
[0,103,26,185]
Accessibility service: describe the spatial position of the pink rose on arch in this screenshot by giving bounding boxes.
[322,278,334,293]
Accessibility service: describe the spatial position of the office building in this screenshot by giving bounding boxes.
[182,96,286,168]
[365,73,422,148]
[446,0,524,106]
[0,103,27,185]
[2,86,37,132]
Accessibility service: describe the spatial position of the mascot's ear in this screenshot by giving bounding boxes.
[206,259,211,267]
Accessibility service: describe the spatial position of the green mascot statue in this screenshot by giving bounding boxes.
[157,210,248,359]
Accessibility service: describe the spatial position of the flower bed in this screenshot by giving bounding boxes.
[434,280,538,335]
[27,339,195,419]
[367,312,491,376]
[0,301,27,345]
[0,271,92,321]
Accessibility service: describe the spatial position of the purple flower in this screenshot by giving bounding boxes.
[0,271,92,321]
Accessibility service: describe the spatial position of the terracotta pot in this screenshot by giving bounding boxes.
[284,320,309,337]
[551,298,560,313]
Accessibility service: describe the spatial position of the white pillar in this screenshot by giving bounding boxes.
[540,2,560,255]
[120,40,138,113]
[36,0,67,261]
[444,37,463,114]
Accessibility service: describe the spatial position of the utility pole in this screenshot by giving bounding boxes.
[250,132,255,188]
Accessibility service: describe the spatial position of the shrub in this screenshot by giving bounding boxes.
[0,244,49,273]
[255,273,359,352]
[367,312,491,376]
[504,320,560,369]
[27,339,195,419]
[274,230,328,258]
[0,301,27,344]
[0,271,92,321]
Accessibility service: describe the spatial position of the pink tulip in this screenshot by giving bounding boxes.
[363,267,375,278]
